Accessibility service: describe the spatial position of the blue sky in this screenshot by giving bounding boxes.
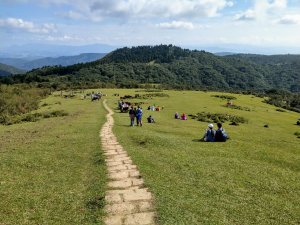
[1,0,300,53]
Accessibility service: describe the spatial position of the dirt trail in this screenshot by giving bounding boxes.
[100,100,157,225]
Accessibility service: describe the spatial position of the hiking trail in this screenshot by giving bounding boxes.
[100,100,158,225]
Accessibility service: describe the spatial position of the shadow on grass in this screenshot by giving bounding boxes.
[94,152,105,165]
[86,196,105,210]
[192,139,204,142]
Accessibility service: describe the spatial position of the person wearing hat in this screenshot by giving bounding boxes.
[202,123,216,142]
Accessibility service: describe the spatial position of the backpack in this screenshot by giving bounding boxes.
[215,128,228,142]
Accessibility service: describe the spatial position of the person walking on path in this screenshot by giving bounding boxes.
[136,106,143,126]
[129,106,136,126]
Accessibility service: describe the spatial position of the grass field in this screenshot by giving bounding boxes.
[1,89,299,225]
[104,89,299,225]
[0,92,107,225]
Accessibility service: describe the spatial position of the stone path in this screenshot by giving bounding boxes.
[100,100,157,225]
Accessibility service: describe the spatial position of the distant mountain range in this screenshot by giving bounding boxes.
[0,63,25,76]
[0,43,117,58]
[4,45,300,92]
[0,53,106,71]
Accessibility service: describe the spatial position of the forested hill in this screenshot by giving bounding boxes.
[0,63,25,76]
[1,45,300,92]
[225,54,300,65]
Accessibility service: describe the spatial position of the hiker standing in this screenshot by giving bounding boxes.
[136,106,143,126]
[129,106,136,126]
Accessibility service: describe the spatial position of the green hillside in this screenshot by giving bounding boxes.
[0,63,25,76]
[1,88,299,225]
[1,45,300,92]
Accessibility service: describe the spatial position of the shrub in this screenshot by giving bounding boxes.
[189,112,247,124]
[0,84,49,120]
[224,105,251,111]
[122,93,169,100]
[136,93,169,99]
[1,110,69,125]
[211,95,237,100]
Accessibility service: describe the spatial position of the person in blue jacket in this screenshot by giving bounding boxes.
[203,123,215,142]
[136,106,143,127]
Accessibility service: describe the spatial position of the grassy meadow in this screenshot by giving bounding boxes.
[104,89,299,225]
[0,91,107,225]
[0,88,299,225]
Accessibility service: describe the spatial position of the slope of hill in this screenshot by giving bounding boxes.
[0,63,25,76]
[225,53,300,65]
[2,45,300,93]
[0,53,106,71]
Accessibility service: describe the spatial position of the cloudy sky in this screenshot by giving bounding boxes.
[1,0,300,53]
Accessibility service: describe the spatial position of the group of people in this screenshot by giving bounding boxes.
[118,100,130,112]
[128,106,143,126]
[175,112,187,120]
[124,101,228,143]
[202,123,228,142]
[147,105,163,111]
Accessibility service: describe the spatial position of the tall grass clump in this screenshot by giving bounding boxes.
[0,84,49,124]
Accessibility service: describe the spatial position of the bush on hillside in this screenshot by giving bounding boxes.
[1,110,69,125]
[211,95,237,100]
[0,85,49,119]
[189,112,247,124]
[223,105,251,111]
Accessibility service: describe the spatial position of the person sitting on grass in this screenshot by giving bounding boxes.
[147,115,155,123]
[175,112,179,119]
[181,113,187,120]
[202,123,215,142]
[214,122,228,142]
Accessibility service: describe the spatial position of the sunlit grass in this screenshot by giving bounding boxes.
[104,89,299,225]
[1,88,299,225]
[0,93,107,225]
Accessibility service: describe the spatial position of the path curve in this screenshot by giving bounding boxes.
[100,100,158,225]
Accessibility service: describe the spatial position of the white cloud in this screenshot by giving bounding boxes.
[60,10,86,20]
[0,18,57,33]
[45,34,81,41]
[90,0,234,19]
[7,0,234,21]
[277,14,300,24]
[234,0,288,21]
[234,9,256,21]
[156,21,195,30]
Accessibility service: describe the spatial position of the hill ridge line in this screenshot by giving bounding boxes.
[100,99,158,225]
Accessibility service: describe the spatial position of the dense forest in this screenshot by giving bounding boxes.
[0,45,299,113]
[1,45,299,92]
